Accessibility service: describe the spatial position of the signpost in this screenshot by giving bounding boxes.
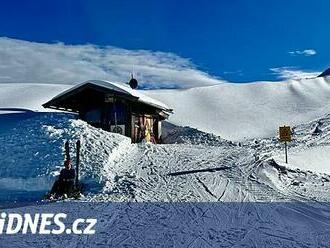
[279,126,291,163]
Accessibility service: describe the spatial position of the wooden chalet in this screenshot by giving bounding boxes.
[42,80,172,143]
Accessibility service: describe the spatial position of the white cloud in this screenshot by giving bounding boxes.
[223,70,243,76]
[288,49,317,56]
[0,37,223,89]
[270,67,321,80]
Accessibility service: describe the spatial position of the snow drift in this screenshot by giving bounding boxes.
[0,112,132,202]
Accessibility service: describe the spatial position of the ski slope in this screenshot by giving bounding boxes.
[1,111,330,203]
[2,201,330,248]
[1,111,330,247]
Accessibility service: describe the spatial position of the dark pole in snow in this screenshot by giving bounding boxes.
[65,141,70,161]
[285,141,288,164]
[76,140,81,186]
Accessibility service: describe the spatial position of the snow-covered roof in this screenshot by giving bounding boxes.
[48,80,172,112]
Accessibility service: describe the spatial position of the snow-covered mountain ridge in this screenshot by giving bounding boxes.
[146,76,330,140]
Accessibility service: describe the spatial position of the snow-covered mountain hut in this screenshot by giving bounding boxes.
[43,80,172,143]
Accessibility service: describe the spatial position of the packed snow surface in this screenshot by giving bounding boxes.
[3,202,330,248]
[1,111,330,203]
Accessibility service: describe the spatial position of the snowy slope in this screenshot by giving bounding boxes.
[2,77,330,203]
[2,201,330,248]
[0,113,132,202]
[257,111,330,174]
[3,77,330,142]
[147,76,330,140]
[1,111,330,247]
[0,83,69,111]
[274,146,330,174]
[2,111,330,203]
[2,87,330,248]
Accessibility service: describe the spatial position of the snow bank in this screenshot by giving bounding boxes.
[274,146,330,174]
[0,112,132,202]
[265,112,330,175]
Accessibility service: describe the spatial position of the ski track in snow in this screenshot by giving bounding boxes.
[1,111,330,203]
[2,202,330,247]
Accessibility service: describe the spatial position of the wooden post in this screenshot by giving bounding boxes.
[65,141,70,161]
[285,141,288,163]
[75,140,81,186]
[279,126,291,164]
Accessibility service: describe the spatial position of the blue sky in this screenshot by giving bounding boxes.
[0,0,328,84]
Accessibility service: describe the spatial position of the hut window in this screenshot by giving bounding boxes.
[85,109,101,123]
[109,103,126,124]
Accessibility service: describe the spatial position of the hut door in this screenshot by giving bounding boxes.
[144,118,152,142]
[131,115,155,143]
[131,115,143,143]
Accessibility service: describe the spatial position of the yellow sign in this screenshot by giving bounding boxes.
[279,126,291,142]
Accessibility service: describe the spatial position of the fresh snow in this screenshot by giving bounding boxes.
[0,113,132,202]
[146,76,330,140]
[2,77,330,202]
[48,80,171,111]
[0,83,69,111]
[274,146,330,174]
[2,77,330,246]
[3,77,330,141]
